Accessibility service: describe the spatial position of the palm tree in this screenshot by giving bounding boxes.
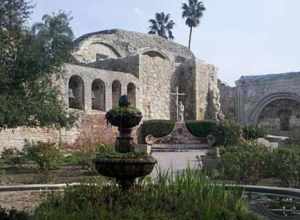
[148,12,175,40]
[182,0,206,49]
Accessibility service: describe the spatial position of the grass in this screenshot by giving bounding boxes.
[33,168,261,220]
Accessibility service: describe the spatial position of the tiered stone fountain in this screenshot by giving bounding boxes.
[94,95,156,189]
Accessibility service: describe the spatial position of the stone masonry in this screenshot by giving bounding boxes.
[0,29,221,151]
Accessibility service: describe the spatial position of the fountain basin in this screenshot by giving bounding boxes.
[94,156,156,179]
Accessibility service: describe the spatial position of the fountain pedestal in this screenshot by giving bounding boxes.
[94,95,157,190]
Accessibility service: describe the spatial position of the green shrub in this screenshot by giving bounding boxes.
[242,125,265,140]
[34,169,260,220]
[1,148,25,167]
[23,141,62,171]
[0,206,29,220]
[185,120,219,137]
[218,142,270,184]
[218,120,242,146]
[139,120,175,143]
[185,120,241,146]
[269,148,300,187]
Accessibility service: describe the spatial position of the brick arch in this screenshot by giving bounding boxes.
[248,92,300,124]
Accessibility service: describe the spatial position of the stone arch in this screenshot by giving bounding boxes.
[91,79,106,111]
[139,48,171,62]
[68,75,85,110]
[248,92,300,124]
[112,80,122,108]
[127,83,136,107]
[92,42,121,60]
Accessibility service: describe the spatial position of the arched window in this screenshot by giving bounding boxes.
[92,79,105,111]
[112,80,121,108]
[127,83,136,107]
[68,75,84,110]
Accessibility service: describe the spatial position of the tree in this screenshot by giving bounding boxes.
[0,0,76,128]
[182,0,206,49]
[148,12,175,40]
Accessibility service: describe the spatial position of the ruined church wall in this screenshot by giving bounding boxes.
[236,73,300,124]
[218,81,236,120]
[138,54,174,120]
[93,55,140,77]
[0,64,141,152]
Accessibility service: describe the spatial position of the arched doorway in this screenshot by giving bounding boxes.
[127,83,136,107]
[92,79,105,111]
[112,80,121,108]
[257,99,300,133]
[68,75,84,110]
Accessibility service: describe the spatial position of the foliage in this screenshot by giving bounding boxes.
[0,148,25,167]
[218,142,270,184]
[185,120,241,146]
[62,144,113,172]
[268,147,300,187]
[0,0,76,128]
[0,206,29,220]
[106,106,142,128]
[185,120,219,137]
[218,142,300,187]
[34,169,260,220]
[23,141,62,171]
[139,120,175,143]
[243,125,266,140]
[148,12,175,40]
[219,120,242,146]
[182,0,206,48]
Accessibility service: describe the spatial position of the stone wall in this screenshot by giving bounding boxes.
[73,29,194,64]
[218,80,236,120]
[0,112,118,152]
[235,71,300,141]
[93,55,140,77]
[62,63,140,113]
[138,52,173,120]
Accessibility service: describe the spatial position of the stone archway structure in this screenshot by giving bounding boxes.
[248,92,300,125]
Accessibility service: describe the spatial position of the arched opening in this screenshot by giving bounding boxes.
[278,109,292,131]
[127,83,136,107]
[92,79,105,111]
[68,75,84,110]
[112,80,121,108]
[257,99,300,134]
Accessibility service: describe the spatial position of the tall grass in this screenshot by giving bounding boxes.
[34,168,261,220]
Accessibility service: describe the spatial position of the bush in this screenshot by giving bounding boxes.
[242,125,265,140]
[0,206,29,220]
[185,120,242,147]
[268,148,300,187]
[1,148,24,167]
[139,120,175,143]
[218,142,270,184]
[23,141,62,171]
[62,144,114,172]
[219,120,242,146]
[34,169,260,220]
[185,120,219,137]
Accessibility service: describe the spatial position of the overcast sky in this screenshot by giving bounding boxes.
[30,0,300,85]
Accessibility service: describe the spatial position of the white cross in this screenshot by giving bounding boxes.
[171,87,186,121]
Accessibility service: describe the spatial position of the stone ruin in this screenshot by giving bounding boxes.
[0,29,222,151]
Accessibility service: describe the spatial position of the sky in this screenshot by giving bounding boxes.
[30,0,300,86]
